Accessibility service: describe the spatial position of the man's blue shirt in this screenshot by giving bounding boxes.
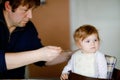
[0,5,45,78]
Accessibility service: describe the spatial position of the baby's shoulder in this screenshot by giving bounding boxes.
[72,50,82,57]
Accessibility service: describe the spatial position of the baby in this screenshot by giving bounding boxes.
[60,24,107,80]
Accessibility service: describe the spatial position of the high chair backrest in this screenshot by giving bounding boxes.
[105,55,117,79]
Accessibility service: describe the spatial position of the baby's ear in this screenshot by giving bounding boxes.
[76,41,81,48]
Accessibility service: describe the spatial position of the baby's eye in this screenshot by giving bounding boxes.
[86,40,90,43]
[94,39,98,42]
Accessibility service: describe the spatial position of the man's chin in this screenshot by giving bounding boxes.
[19,23,26,27]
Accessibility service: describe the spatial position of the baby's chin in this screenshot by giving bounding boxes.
[89,50,97,53]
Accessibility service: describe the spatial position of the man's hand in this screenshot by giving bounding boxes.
[45,50,73,65]
[38,46,62,62]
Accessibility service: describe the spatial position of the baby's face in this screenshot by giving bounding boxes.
[78,34,100,54]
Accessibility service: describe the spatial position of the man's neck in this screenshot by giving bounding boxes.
[3,10,16,33]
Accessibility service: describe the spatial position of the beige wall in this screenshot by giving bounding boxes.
[29,0,70,78]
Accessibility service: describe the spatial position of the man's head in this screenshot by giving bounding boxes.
[1,0,40,12]
[2,0,41,27]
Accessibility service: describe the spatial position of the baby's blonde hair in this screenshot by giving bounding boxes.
[74,24,100,43]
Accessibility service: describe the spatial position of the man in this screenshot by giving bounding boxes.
[0,0,71,79]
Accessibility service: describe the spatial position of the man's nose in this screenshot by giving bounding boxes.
[27,10,32,19]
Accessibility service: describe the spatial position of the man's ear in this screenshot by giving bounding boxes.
[4,1,12,12]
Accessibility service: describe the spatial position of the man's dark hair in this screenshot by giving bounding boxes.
[1,0,41,12]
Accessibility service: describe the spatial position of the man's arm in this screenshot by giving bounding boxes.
[0,52,6,72]
[5,46,62,70]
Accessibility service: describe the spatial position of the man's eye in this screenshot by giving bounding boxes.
[23,9,28,12]
[24,10,28,12]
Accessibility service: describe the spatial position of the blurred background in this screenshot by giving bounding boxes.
[29,0,120,79]
[1,0,119,79]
